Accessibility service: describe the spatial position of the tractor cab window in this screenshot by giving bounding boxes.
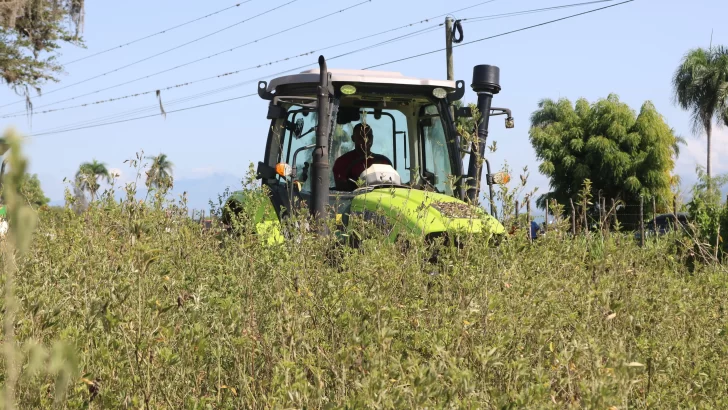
[330,107,410,190]
[420,105,453,195]
[278,105,318,192]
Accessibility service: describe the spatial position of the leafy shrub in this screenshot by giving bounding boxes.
[2,146,728,408]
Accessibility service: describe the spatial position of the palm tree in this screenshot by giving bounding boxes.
[672,45,728,181]
[145,153,174,190]
[76,159,110,200]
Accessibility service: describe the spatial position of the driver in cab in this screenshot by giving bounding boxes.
[333,123,392,191]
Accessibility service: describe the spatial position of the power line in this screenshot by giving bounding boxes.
[16,0,523,133]
[362,0,635,70]
[29,94,258,137]
[1,24,443,120]
[0,0,370,111]
[26,25,443,135]
[13,0,301,100]
[11,0,610,129]
[461,0,615,22]
[64,1,255,66]
[3,0,502,118]
[5,0,612,123]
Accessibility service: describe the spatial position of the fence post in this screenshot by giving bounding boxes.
[639,196,645,248]
[526,199,532,242]
[544,196,549,235]
[673,195,678,227]
[611,198,617,230]
[652,196,658,236]
[598,191,603,233]
[570,198,576,236]
[583,197,588,233]
[600,196,607,235]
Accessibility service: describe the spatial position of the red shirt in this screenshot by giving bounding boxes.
[333,150,392,191]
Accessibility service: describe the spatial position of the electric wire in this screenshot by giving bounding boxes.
[10,0,620,130]
[0,0,371,110]
[3,0,609,121]
[461,0,615,22]
[29,24,443,135]
[362,0,634,70]
[64,1,255,66]
[28,0,634,137]
[4,0,301,101]
[30,94,258,137]
[2,1,506,118]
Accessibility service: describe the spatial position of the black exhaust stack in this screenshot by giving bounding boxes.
[466,64,501,204]
[311,55,332,234]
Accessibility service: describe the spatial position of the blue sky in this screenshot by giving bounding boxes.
[1,0,726,211]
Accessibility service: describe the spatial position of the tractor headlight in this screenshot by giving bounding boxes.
[340,84,357,95]
[432,87,447,99]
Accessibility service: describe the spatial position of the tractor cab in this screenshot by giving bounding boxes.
[258,68,465,213]
[226,56,513,244]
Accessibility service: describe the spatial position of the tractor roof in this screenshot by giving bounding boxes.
[266,68,456,93]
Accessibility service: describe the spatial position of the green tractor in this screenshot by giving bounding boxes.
[223,56,514,246]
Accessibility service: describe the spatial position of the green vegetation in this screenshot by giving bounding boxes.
[75,160,110,201]
[529,94,683,215]
[15,173,49,208]
[145,153,174,191]
[672,45,728,180]
[0,143,726,408]
[0,0,86,100]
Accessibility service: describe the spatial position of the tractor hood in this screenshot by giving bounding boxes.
[347,187,504,240]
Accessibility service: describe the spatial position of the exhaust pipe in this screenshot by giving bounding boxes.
[311,55,331,234]
[466,64,501,205]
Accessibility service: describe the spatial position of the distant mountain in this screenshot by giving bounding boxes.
[167,173,244,212]
[47,172,244,214]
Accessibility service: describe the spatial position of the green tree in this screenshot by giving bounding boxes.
[17,173,49,207]
[1,0,85,102]
[75,159,109,201]
[529,94,683,221]
[672,45,728,181]
[145,153,174,190]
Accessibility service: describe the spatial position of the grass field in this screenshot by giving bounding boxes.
[1,183,726,409]
[0,137,724,409]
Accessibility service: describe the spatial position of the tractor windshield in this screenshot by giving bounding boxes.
[329,109,410,189]
[270,96,459,197]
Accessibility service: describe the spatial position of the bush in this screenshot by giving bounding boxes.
[685,167,728,260]
[2,145,727,408]
[1,178,727,408]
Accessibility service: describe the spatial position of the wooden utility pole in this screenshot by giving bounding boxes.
[445,17,455,123]
[446,17,454,81]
